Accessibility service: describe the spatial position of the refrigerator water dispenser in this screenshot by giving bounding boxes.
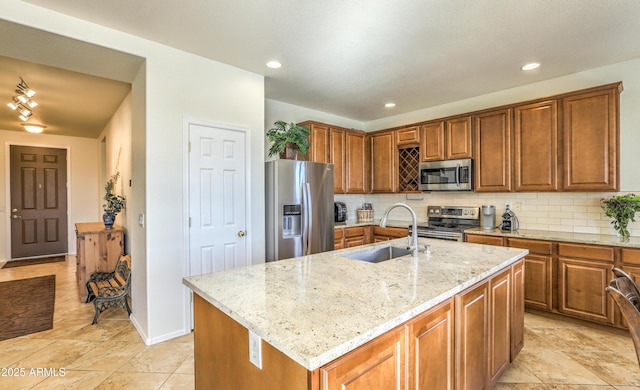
[282,204,301,238]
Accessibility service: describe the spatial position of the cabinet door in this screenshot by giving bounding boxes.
[446,115,472,160]
[407,299,454,390]
[307,122,330,163]
[474,109,512,192]
[558,257,614,324]
[455,281,488,390]
[345,131,368,194]
[330,128,345,194]
[487,269,511,389]
[510,260,525,361]
[562,86,619,191]
[506,238,553,311]
[465,234,504,246]
[420,121,445,161]
[370,131,396,193]
[320,326,405,390]
[396,126,420,146]
[514,100,558,191]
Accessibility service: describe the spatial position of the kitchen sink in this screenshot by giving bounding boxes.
[342,245,413,263]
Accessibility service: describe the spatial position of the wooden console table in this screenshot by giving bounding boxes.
[75,222,124,302]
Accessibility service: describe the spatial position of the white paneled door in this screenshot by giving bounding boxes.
[188,122,248,277]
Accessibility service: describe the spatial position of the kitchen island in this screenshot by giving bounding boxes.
[183,237,528,389]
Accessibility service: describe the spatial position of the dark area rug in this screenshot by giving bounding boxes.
[2,255,65,269]
[0,274,56,341]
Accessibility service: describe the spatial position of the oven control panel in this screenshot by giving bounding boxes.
[427,206,479,220]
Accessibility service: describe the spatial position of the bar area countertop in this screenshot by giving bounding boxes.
[183,237,528,371]
[465,227,640,248]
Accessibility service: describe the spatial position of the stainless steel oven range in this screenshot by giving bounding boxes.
[411,205,480,242]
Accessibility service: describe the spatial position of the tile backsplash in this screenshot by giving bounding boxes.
[334,191,640,238]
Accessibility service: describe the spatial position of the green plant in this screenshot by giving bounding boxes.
[601,193,640,239]
[266,121,311,158]
[103,172,126,218]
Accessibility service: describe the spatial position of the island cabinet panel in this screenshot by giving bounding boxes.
[370,131,396,193]
[511,260,525,361]
[446,115,473,160]
[420,121,446,161]
[455,280,488,390]
[506,238,553,311]
[330,127,345,194]
[473,108,512,192]
[562,85,620,191]
[557,243,614,324]
[487,269,511,389]
[514,100,559,191]
[407,299,455,390]
[320,326,405,390]
[193,295,314,390]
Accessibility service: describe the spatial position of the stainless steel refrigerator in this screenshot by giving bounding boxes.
[265,160,334,261]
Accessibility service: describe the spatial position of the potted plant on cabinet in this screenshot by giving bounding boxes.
[266,120,311,159]
[103,172,126,229]
[601,193,640,240]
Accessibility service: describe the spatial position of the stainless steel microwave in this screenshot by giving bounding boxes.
[419,158,474,191]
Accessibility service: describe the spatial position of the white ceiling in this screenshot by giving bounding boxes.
[3,0,640,137]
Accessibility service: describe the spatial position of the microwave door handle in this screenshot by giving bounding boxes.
[455,163,460,187]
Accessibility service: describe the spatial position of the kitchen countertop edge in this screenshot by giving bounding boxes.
[465,227,640,248]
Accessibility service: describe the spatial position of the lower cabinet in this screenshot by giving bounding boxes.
[487,269,511,389]
[455,280,489,390]
[344,226,368,248]
[506,238,553,311]
[373,226,409,242]
[320,326,406,389]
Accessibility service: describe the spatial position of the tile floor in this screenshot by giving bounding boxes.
[1,255,639,389]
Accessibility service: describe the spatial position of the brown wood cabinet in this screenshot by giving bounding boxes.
[487,269,511,389]
[510,260,525,360]
[75,222,124,303]
[562,85,620,191]
[455,279,488,390]
[465,234,504,246]
[370,131,396,193]
[344,226,368,248]
[396,126,420,146]
[446,115,473,160]
[619,248,640,327]
[305,122,330,163]
[474,108,512,192]
[514,100,559,191]
[334,228,345,250]
[420,121,446,161]
[557,243,615,324]
[407,299,454,390]
[320,325,406,389]
[506,238,553,311]
[329,127,345,194]
[372,226,408,242]
[345,131,368,194]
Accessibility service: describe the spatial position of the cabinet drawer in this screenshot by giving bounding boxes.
[344,226,365,238]
[506,238,552,255]
[621,248,640,265]
[465,234,504,246]
[373,226,408,238]
[334,228,345,239]
[558,243,614,262]
[396,126,420,146]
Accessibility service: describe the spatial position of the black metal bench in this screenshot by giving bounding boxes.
[85,254,131,325]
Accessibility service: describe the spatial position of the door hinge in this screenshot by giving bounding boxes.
[189,217,191,227]
[188,142,191,153]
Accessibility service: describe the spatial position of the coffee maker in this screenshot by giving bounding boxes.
[501,205,519,232]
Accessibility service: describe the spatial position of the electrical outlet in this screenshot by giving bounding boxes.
[513,202,522,213]
[505,202,512,211]
[249,329,262,369]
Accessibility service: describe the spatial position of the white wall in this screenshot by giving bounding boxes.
[2,1,265,344]
[0,131,99,260]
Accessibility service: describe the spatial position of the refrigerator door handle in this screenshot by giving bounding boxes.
[305,182,313,255]
[301,183,309,255]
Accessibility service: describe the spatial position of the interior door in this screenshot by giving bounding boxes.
[188,123,248,275]
[10,145,68,259]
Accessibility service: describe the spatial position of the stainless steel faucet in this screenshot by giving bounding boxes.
[380,203,418,255]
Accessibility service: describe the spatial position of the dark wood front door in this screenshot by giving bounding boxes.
[10,145,68,259]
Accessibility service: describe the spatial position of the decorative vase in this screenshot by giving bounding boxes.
[280,143,300,160]
[103,213,115,229]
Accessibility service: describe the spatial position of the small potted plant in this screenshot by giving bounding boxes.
[103,172,126,229]
[601,193,640,239]
[266,121,311,159]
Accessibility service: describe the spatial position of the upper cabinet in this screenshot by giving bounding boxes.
[420,116,472,162]
[396,125,420,146]
[420,121,445,161]
[329,127,346,194]
[304,122,330,163]
[562,85,620,191]
[345,131,368,194]
[474,109,512,192]
[514,100,559,191]
[370,131,396,193]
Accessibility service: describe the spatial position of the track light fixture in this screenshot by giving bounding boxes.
[6,77,43,132]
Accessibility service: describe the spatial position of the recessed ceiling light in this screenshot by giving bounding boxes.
[521,62,540,71]
[266,61,282,69]
[384,103,396,108]
[21,123,46,134]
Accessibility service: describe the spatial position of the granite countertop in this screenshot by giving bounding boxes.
[465,227,640,248]
[334,219,412,229]
[183,237,528,371]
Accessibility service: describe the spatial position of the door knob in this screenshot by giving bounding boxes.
[12,208,17,212]
[12,214,22,219]
[237,230,246,237]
